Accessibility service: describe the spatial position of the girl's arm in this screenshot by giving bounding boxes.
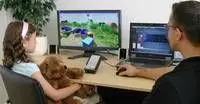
[32,71,81,101]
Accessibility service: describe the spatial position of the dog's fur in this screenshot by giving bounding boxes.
[39,55,96,104]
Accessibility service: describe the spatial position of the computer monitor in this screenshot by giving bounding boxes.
[129,23,173,59]
[57,10,121,59]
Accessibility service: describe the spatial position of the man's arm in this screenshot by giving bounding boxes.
[136,66,174,80]
[118,64,174,80]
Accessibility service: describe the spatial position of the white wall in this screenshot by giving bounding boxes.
[44,0,184,48]
[0,10,10,104]
[0,10,13,58]
[0,11,6,58]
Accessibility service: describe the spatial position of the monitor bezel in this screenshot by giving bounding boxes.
[57,10,121,51]
[129,22,174,59]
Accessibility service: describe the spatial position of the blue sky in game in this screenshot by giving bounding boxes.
[59,12,119,25]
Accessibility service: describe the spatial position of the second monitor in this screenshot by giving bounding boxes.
[129,23,173,60]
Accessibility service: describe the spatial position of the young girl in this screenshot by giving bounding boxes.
[3,21,81,101]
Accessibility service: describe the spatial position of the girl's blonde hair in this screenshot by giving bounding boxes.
[3,21,36,69]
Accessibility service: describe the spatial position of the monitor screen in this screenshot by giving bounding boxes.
[57,10,121,51]
[129,23,173,57]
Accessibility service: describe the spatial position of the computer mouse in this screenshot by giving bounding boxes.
[116,67,127,75]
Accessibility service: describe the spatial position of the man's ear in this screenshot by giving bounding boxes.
[175,28,183,41]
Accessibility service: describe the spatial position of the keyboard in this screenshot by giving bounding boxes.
[116,58,171,68]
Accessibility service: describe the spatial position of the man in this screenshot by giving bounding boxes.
[119,1,200,104]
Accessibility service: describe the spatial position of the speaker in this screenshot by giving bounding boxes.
[48,44,59,54]
[118,48,127,59]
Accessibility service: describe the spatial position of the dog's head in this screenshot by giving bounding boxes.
[65,67,84,79]
[39,55,67,80]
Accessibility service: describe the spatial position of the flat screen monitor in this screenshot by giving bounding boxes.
[129,23,173,59]
[57,10,121,51]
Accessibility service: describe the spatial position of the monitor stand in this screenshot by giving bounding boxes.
[68,50,107,60]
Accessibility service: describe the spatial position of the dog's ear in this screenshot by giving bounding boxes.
[39,56,52,75]
[39,61,48,75]
[58,76,72,88]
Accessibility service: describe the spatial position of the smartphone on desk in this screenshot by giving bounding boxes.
[84,55,101,74]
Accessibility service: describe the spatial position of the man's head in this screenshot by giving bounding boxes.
[168,0,200,51]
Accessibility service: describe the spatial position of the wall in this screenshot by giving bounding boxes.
[44,0,184,48]
[0,10,10,104]
[0,10,13,58]
[0,11,6,58]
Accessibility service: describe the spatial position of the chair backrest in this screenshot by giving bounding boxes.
[0,65,46,104]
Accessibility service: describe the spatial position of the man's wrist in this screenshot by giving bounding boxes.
[134,68,144,77]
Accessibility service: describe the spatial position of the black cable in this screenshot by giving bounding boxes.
[102,59,128,68]
[103,60,116,67]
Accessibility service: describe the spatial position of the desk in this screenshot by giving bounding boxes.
[33,50,155,92]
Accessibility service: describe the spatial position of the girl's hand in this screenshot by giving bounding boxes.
[72,83,81,90]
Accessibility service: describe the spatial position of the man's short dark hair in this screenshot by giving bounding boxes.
[172,0,200,46]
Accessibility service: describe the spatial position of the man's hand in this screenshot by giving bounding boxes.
[118,64,140,77]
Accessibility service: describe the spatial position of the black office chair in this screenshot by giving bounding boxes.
[0,65,46,104]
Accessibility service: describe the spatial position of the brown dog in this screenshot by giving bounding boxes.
[39,55,96,104]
